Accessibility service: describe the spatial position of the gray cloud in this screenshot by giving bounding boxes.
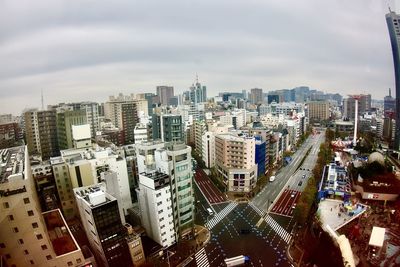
[0,0,396,114]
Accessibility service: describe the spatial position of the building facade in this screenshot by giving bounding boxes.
[157,86,174,106]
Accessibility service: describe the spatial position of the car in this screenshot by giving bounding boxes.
[240,229,251,234]
[292,203,297,209]
[302,174,306,179]
[291,193,295,198]
[206,208,213,215]
[298,181,303,186]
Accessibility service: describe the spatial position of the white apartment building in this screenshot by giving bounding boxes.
[136,141,194,244]
[201,125,231,168]
[0,146,88,267]
[219,109,247,129]
[215,134,257,192]
[134,123,148,144]
[136,172,176,247]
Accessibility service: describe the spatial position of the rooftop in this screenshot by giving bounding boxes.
[74,184,115,207]
[0,146,25,184]
[42,209,80,256]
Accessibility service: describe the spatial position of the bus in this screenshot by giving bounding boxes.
[224,255,250,266]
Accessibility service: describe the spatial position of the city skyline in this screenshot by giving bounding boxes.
[0,0,397,115]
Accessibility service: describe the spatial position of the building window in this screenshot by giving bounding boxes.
[32,222,39,228]
[13,227,19,233]
[36,234,43,240]
[67,261,73,266]
[3,202,9,208]
[24,249,29,255]
[46,255,52,260]
[23,197,30,204]
[8,215,14,221]
[18,239,24,244]
[76,258,82,264]
[30,260,34,265]
[41,245,47,250]
[0,243,5,248]
[27,210,34,216]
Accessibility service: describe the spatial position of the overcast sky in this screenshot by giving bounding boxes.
[0,0,397,115]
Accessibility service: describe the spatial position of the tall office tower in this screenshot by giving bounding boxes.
[104,94,140,144]
[189,81,207,104]
[79,102,100,137]
[0,146,88,267]
[24,109,59,160]
[307,101,330,122]
[156,86,174,105]
[387,10,400,149]
[136,141,195,244]
[56,110,87,150]
[143,93,157,116]
[242,89,247,99]
[152,114,184,142]
[342,94,371,120]
[249,88,263,105]
[74,185,131,267]
[215,133,257,192]
[384,88,396,114]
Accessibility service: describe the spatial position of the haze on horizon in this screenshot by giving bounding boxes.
[0,0,397,115]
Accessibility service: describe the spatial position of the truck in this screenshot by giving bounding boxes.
[224,255,250,266]
[269,175,276,182]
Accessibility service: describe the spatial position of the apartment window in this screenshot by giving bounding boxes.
[3,202,9,208]
[23,197,30,204]
[13,227,19,233]
[36,234,43,240]
[46,255,52,260]
[32,222,39,229]
[41,245,47,250]
[27,210,34,216]
[8,215,14,221]
[76,258,82,264]
[67,261,73,266]
[24,249,29,255]
[18,239,24,244]
[0,243,5,248]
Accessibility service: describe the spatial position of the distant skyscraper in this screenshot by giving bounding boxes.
[249,88,263,105]
[157,86,174,105]
[189,81,207,104]
[386,10,400,150]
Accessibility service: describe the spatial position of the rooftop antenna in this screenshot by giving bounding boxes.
[41,89,44,110]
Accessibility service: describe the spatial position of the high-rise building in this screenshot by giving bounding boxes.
[189,81,207,104]
[307,101,330,121]
[136,141,195,244]
[384,88,396,114]
[104,94,141,144]
[24,109,59,160]
[0,122,22,149]
[0,146,89,267]
[79,102,100,137]
[386,10,400,149]
[74,185,131,267]
[249,88,263,105]
[152,114,184,142]
[342,94,371,120]
[194,120,207,157]
[56,110,87,150]
[157,86,174,105]
[215,133,257,192]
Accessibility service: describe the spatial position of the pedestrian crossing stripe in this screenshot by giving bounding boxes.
[195,247,210,267]
[205,202,238,230]
[249,202,291,244]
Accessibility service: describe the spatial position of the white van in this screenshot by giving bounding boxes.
[269,175,276,182]
[206,208,213,215]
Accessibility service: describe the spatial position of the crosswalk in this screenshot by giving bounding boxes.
[249,201,267,217]
[195,247,209,267]
[249,202,291,244]
[205,202,238,230]
[264,214,291,243]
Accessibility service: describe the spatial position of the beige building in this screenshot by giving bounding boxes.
[307,101,330,121]
[0,146,88,267]
[215,134,257,192]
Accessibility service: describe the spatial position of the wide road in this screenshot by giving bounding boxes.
[252,130,326,214]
